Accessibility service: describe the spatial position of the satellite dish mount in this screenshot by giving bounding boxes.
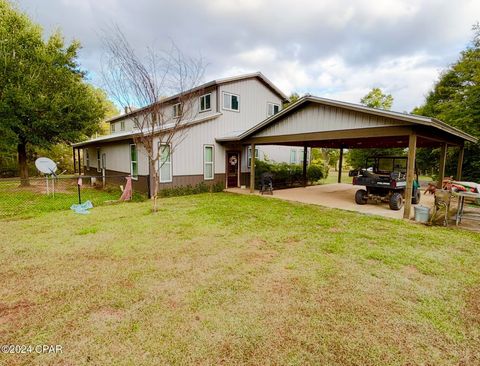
[35,157,58,196]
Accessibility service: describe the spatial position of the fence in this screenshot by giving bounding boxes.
[0,175,145,219]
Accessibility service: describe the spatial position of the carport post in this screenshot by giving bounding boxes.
[403,132,417,219]
[438,143,448,188]
[249,143,256,193]
[338,148,344,183]
[456,144,464,180]
[302,144,308,187]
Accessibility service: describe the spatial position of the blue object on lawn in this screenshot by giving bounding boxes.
[70,200,93,214]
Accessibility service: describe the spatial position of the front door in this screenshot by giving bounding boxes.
[227,152,239,188]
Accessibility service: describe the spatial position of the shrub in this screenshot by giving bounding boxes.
[159,181,224,197]
[254,159,303,188]
[307,164,325,182]
[254,158,331,188]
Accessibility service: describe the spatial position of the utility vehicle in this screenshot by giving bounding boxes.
[349,156,420,210]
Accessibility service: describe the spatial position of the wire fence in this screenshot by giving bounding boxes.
[0,175,145,219]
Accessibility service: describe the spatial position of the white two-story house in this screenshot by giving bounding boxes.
[73,72,307,194]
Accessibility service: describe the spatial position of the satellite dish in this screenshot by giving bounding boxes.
[35,157,57,175]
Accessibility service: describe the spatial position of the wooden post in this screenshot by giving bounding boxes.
[403,132,417,219]
[438,143,448,188]
[456,145,464,181]
[249,143,255,193]
[73,147,77,174]
[302,144,308,187]
[338,148,344,183]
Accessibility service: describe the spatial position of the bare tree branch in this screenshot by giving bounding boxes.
[101,25,206,211]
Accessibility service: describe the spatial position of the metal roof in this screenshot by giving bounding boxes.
[216,95,477,143]
[106,72,288,124]
[73,112,222,147]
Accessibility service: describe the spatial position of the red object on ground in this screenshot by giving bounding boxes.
[120,176,133,201]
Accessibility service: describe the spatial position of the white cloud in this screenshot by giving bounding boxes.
[17,0,480,112]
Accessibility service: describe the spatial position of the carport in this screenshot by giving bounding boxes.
[218,96,477,219]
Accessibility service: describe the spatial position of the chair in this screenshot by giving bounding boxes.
[260,172,274,195]
[429,190,451,226]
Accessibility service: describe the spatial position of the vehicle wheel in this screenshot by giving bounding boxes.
[355,189,368,205]
[412,189,421,204]
[389,192,404,210]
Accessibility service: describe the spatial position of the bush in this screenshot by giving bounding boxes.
[254,159,330,188]
[254,159,303,188]
[159,181,225,197]
[307,164,325,182]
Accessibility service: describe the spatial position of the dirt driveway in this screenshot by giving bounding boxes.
[228,183,434,220]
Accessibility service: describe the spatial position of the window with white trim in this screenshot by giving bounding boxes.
[204,145,214,180]
[267,102,280,117]
[120,121,125,131]
[85,149,90,169]
[96,148,101,172]
[173,103,182,118]
[110,123,115,133]
[290,149,297,164]
[247,147,259,168]
[130,144,138,180]
[199,93,211,112]
[159,144,172,183]
[223,92,239,111]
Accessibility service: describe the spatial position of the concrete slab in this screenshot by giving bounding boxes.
[227,183,435,220]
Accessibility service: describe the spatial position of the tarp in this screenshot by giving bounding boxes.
[120,176,133,201]
[70,200,93,214]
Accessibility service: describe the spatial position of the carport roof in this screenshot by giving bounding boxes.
[216,95,477,145]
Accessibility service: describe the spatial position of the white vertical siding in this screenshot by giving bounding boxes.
[85,77,286,180]
[255,103,403,138]
[218,78,284,135]
[108,89,218,135]
[168,78,284,177]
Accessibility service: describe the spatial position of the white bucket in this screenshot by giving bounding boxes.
[414,205,430,223]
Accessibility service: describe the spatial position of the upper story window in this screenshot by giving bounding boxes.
[223,92,239,112]
[173,103,182,118]
[120,121,125,131]
[199,93,211,112]
[267,103,280,117]
[110,123,115,133]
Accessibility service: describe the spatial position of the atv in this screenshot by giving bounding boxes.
[349,156,420,211]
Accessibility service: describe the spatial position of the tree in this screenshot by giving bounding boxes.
[413,24,480,181]
[283,92,300,108]
[94,88,120,136]
[348,88,403,168]
[360,87,394,110]
[0,0,108,184]
[101,27,205,212]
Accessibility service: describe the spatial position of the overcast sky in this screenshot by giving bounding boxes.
[16,0,480,112]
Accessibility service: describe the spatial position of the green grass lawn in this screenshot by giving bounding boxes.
[1,193,479,365]
[0,179,145,218]
[321,170,351,184]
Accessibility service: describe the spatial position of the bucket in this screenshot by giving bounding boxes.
[414,205,430,223]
